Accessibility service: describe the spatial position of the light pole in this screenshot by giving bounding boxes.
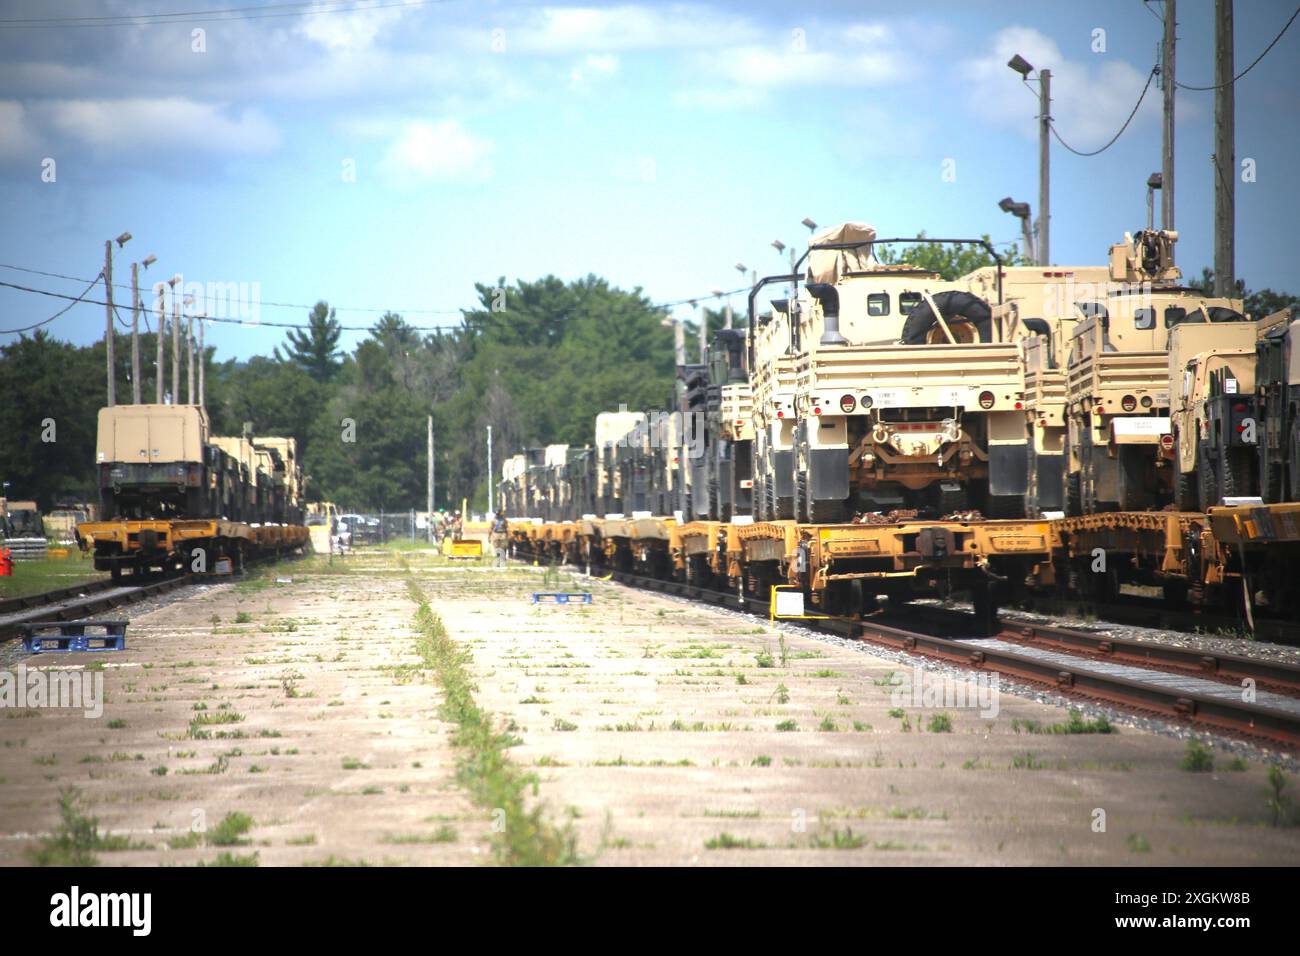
[169,274,181,404]
[487,424,493,517]
[131,253,156,404]
[712,288,730,331]
[998,197,1036,264]
[1008,53,1050,265]
[660,314,686,367]
[772,239,796,298]
[104,231,131,406]
[183,294,196,405]
[195,311,207,407]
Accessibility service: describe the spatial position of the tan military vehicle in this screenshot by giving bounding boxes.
[779,222,1025,520]
[1168,316,1267,510]
[750,296,798,519]
[1063,230,1245,513]
[962,264,1111,515]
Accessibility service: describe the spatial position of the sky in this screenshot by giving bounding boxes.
[1,0,1297,361]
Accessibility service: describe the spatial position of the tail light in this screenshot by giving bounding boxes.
[839,394,857,413]
[813,407,822,415]
[1160,434,1175,450]
[1121,395,1137,412]
[1141,396,1153,408]
[99,464,111,486]
[860,395,873,409]
[1232,403,1247,413]
[978,391,995,410]
[187,463,202,486]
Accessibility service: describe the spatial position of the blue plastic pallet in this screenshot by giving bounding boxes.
[21,620,128,654]
[531,592,593,605]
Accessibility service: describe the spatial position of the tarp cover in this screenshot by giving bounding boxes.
[807,222,877,284]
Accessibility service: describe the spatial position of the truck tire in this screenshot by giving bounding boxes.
[900,291,993,345]
[1222,448,1254,499]
[1197,451,1219,512]
[1066,471,1082,517]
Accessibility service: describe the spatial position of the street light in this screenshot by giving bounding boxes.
[801,217,817,233]
[115,231,132,248]
[998,197,1035,263]
[1009,52,1051,264]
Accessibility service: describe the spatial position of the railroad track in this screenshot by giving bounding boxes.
[601,568,1300,751]
[1005,594,1300,647]
[0,552,305,644]
[0,576,195,643]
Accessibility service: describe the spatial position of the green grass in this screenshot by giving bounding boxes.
[810,827,867,849]
[407,578,577,866]
[925,713,953,733]
[0,553,106,599]
[1013,711,1113,735]
[208,812,254,847]
[704,832,766,849]
[1180,740,1214,773]
[26,787,148,865]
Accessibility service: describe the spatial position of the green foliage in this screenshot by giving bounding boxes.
[274,301,342,382]
[1188,267,1300,319]
[875,231,1031,281]
[1,274,676,512]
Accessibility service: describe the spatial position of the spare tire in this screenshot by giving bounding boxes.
[901,291,993,344]
[1205,306,1246,323]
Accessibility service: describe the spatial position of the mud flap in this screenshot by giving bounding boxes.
[989,443,1029,496]
[809,447,849,502]
[772,450,795,498]
[1035,453,1064,510]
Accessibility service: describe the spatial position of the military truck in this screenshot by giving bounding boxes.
[1255,309,1300,502]
[703,328,753,520]
[595,410,645,516]
[1063,230,1245,513]
[962,264,1111,516]
[779,222,1025,521]
[749,296,798,520]
[1169,315,1264,511]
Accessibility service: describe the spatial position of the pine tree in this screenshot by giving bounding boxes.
[275,301,342,382]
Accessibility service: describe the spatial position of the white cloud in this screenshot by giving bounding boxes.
[43,98,280,153]
[381,119,493,180]
[964,26,1160,146]
[295,0,411,54]
[569,53,620,90]
[0,100,42,158]
[502,4,758,52]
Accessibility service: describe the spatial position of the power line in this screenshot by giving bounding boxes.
[0,275,101,334]
[0,264,465,316]
[0,277,756,334]
[1050,65,1158,157]
[0,0,454,30]
[1177,4,1299,91]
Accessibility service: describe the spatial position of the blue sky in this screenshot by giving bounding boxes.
[1,0,1297,361]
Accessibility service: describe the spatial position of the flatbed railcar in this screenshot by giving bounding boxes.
[78,519,309,580]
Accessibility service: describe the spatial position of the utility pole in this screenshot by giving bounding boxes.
[130,261,141,404]
[697,302,707,364]
[197,315,206,407]
[673,316,685,367]
[170,279,180,404]
[1162,0,1177,231]
[486,424,494,516]
[186,312,195,405]
[723,303,732,330]
[1213,0,1235,297]
[155,283,166,404]
[426,416,434,541]
[1038,69,1051,266]
[104,240,115,406]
